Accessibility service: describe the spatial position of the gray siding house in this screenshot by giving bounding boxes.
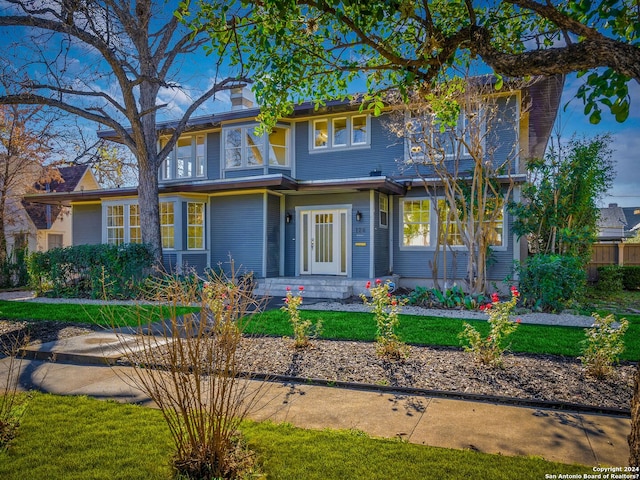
[26,76,563,297]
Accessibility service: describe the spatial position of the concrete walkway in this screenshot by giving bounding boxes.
[0,331,629,468]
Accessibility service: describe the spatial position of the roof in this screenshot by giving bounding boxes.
[22,165,91,229]
[622,207,640,233]
[23,174,408,206]
[598,204,628,229]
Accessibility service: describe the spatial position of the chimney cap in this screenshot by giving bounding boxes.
[230,87,254,111]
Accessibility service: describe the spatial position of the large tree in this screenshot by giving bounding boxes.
[0,102,58,279]
[0,0,248,264]
[192,0,638,127]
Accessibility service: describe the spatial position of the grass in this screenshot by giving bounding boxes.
[0,392,593,480]
[0,298,638,360]
[247,309,640,361]
[0,300,197,328]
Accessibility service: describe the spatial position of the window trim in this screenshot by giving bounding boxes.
[160,135,207,181]
[186,202,205,250]
[106,205,125,245]
[400,196,506,251]
[379,194,389,229]
[309,114,371,152]
[223,124,290,170]
[103,201,177,249]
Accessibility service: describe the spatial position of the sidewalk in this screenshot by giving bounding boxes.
[0,331,630,468]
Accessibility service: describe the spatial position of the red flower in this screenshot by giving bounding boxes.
[485,303,493,310]
[286,286,291,292]
[375,278,382,285]
[299,285,305,291]
[284,297,289,303]
[510,286,520,297]
[491,293,500,304]
[479,304,486,311]
[391,299,397,306]
[366,281,371,289]
[516,318,522,324]
[387,293,392,297]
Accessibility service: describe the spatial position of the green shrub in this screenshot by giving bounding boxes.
[516,254,586,312]
[622,266,640,290]
[28,243,154,299]
[404,285,487,310]
[596,265,624,293]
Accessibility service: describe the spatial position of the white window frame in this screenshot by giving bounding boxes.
[106,205,125,245]
[160,135,207,181]
[187,202,205,250]
[379,194,389,229]
[223,124,290,170]
[160,201,175,249]
[129,204,142,244]
[400,196,506,250]
[310,114,370,152]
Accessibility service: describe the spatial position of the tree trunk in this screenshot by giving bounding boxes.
[137,154,162,268]
[630,362,640,467]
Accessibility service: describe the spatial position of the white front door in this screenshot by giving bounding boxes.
[300,209,348,275]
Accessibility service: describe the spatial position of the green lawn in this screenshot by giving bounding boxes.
[0,392,593,480]
[0,299,638,360]
[247,309,640,361]
[0,300,197,328]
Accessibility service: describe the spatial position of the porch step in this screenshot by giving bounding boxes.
[254,278,354,300]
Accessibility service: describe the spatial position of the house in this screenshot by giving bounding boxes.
[9,165,99,254]
[597,203,628,242]
[622,207,640,239]
[24,76,563,297]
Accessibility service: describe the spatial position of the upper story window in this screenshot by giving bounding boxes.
[312,114,369,151]
[407,110,483,161]
[223,125,289,169]
[160,135,206,181]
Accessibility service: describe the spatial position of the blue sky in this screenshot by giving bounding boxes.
[557,74,640,208]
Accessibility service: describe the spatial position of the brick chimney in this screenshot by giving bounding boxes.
[230,87,254,110]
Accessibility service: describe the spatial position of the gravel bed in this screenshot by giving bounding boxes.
[0,297,634,411]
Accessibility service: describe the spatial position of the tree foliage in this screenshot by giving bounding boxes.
[509,134,615,263]
[0,0,250,264]
[192,0,638,128]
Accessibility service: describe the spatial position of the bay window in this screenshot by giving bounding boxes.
[160,135,206,180]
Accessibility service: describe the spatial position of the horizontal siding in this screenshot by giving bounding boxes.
[392,192,515,283]
[284,192,370,277]
[294,114,404,180]
[224,168,264,179]
[181,253,207,274]
[266,194,280,277]
[207,132,221,180]
[72,204,102,245]
[210,194,264,277]
[162,253,178,273]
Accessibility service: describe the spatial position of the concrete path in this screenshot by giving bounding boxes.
[0,331,629,468]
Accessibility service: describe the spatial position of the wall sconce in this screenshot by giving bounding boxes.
[285,212,292,224]
[356,211,362,222]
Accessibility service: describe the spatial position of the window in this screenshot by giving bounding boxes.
[48,233,63,250]
[107,205,125,245]
[129,204,142,244]
[402,199,431,247]
[407,110,481,160]
[160,202,175,249]
[224,125,289,169]
[401,197,505,249]
[187,202,205,250]
[160,135,206,180]
[379,194,388,228]
[311,114,369,151]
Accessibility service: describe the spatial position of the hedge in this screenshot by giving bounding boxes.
[28,243,154,299]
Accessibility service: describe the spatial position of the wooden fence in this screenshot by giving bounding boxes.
[587,243,640,282]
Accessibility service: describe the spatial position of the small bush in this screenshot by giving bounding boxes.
[281,285,322,348]
[596,265,624,293]
[362,279,409,359]
[580,313,629,378]
[28,243,154,299]
[622,266,640,290]
[459,287,521,367]
[404,285,487,310]
[516,254,586,312]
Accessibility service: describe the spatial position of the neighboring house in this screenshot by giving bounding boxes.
[622,207,640,239]
[10,165,100,254]
[597,203,628,242]
[24,76,563,296]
